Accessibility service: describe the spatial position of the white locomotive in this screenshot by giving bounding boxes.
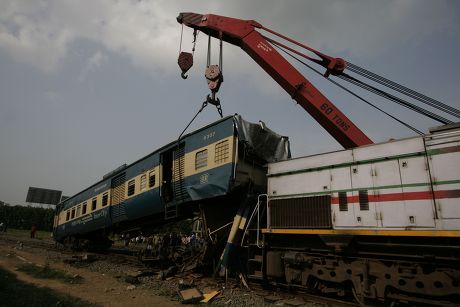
[255,123,460,304]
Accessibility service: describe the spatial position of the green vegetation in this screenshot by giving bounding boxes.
[17,263,83,284]
[0,204,54,231]
[2,228,52,241]
[0,267,97,307]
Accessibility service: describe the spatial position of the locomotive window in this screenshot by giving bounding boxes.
[82,202,87,215]
[215,140,230,164]
[140,174,147,191]
[195,149,208,170]
[71,209,75,219]
[149,171,156,188]
[127,180,135,196]
[359,190,369,211]
[92,197,97,211]
[66,211,70,221]
[76,205,81,217]
[338,192,348,211]
[102,192,108,206]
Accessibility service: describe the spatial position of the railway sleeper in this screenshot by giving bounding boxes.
[265,251,460,304]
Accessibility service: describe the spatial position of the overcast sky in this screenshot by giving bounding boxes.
[1,0,459,205]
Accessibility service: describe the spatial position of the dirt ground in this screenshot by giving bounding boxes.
[0,236,180,307]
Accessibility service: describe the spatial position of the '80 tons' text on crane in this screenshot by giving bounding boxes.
[320,103,350,131]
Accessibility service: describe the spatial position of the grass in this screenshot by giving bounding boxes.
[17,263,84,284]
[2,228,53,242]
[0,267,98,307]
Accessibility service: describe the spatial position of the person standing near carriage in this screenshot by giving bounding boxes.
[30,224,37,238]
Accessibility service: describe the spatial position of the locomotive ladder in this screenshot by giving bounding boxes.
[244,195,268,280]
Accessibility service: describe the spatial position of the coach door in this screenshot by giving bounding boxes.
[161,143,186,219]
[111,172,127,223]
[160,149,174,205]
[172,144,188,202]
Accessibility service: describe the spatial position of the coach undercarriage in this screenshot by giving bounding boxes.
[246,234,460,306]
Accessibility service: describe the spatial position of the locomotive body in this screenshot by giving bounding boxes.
[266,123,460,233]
[53,115,289,245]
[251,123,460,303]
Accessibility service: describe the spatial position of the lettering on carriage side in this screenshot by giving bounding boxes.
[203,131,215,140]
[71,214,94,227]
[93,209,108,220]
[320,103,350,131]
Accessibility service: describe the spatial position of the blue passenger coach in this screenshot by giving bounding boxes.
[53,115,290,247]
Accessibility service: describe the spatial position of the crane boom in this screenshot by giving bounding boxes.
[177,12,373,149]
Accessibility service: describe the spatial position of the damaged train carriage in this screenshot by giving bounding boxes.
[53,114,290,248]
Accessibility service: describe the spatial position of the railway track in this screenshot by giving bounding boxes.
[247,281,362,307]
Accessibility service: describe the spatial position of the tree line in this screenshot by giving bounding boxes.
[0,204,54,231]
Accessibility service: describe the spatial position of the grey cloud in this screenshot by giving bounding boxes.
[0,1,457,74]
[0,0,459,205]
[78,51,108,82]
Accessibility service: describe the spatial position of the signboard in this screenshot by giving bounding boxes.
[26,187,62,205]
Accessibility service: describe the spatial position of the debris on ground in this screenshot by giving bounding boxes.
[124,275,140,284]
[0,232,324,307]
[283,298,306,306]
[264,295,282,304]
[179,287,203,304]
[63,254,97,264]
[200,290,220,303]
[158,265,177,280]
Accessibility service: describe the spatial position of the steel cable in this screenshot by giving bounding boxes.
[346,62,460,118]
[271,42,424,135]
[339,73,452,124]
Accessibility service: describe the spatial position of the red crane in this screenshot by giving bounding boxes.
[177,12,373,149]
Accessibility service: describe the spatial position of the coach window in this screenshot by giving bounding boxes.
[71,208,75,219]
[195,149,208,170]
[128,180,135,196]
[140,174,147,191]
[91,197,97,211]
[66,210,70,221]
[82,202,87,215]
[76,205,81,217]
[102,192,108,206]
[149,171,156,188]
[215,140,229,164]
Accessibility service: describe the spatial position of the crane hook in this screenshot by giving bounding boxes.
[178,52,193,80]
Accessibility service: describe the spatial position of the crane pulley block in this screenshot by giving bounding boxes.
[205,64,223,92]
